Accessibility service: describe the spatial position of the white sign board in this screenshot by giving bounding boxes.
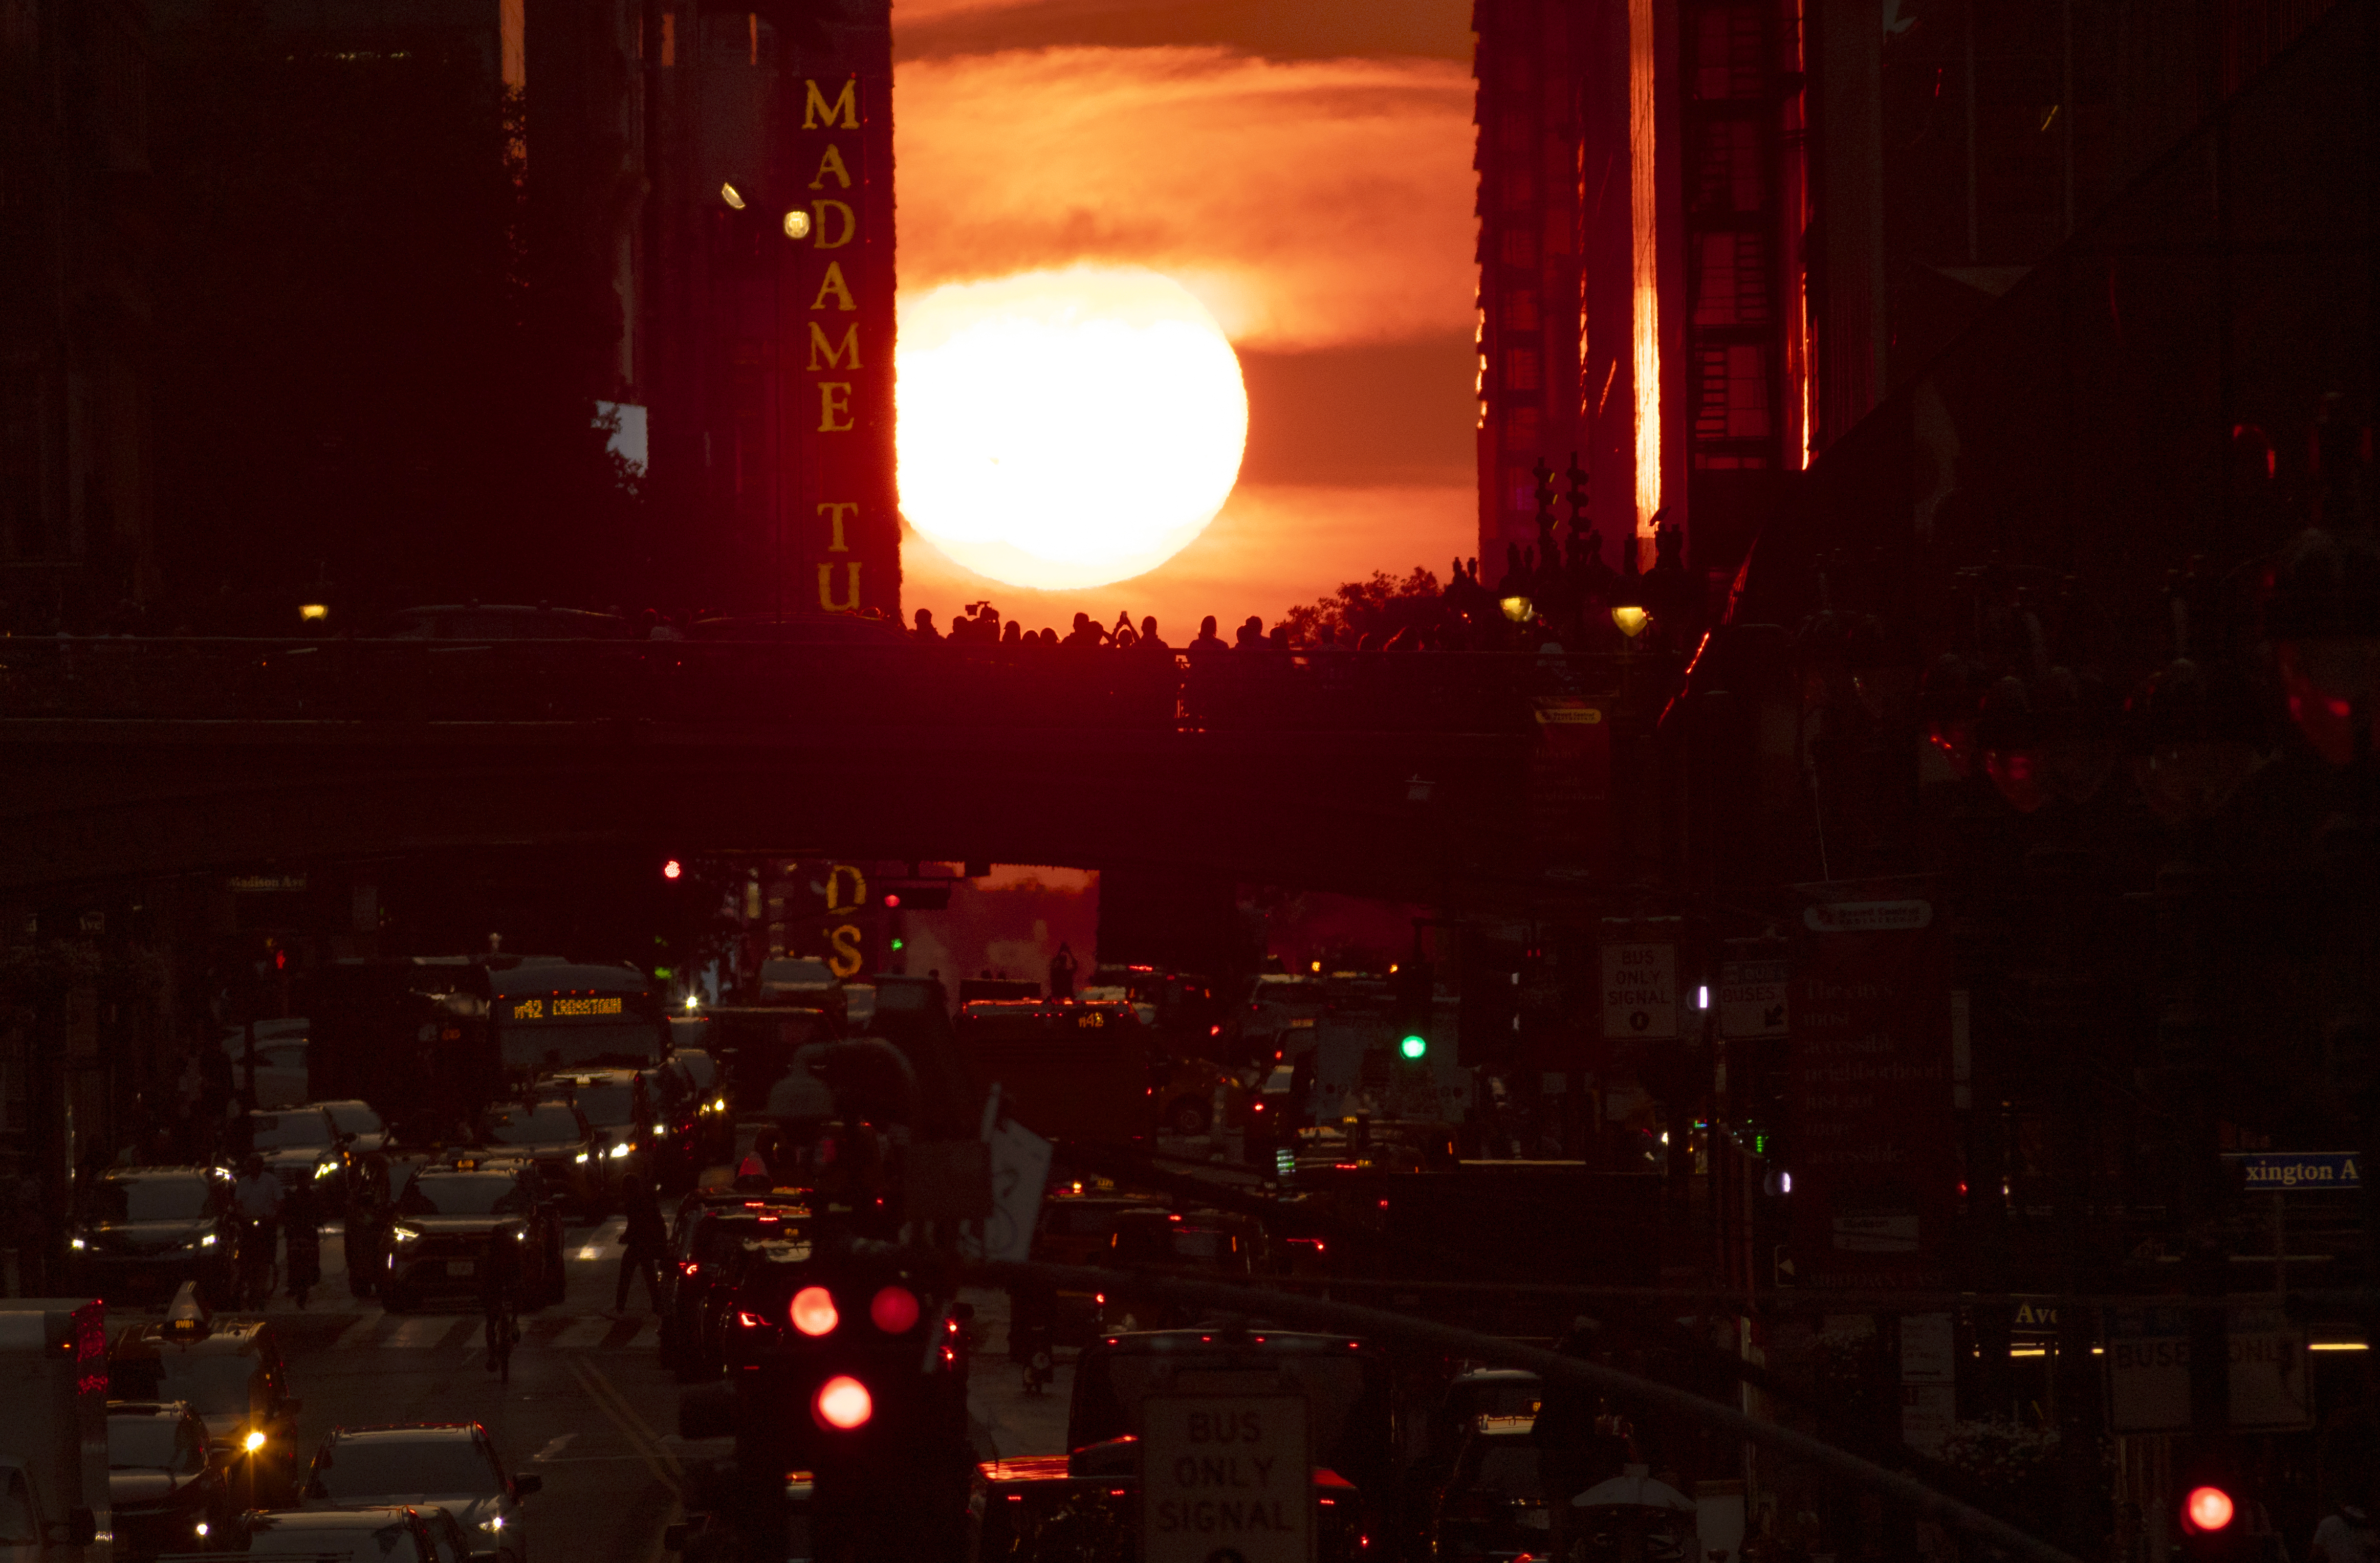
[1719,959,1789,1039]
[957,1085,1053,1265]
[1142,1395,1312,1563]
[2106,1310,2313,1433]
[1601,943,1678,1040]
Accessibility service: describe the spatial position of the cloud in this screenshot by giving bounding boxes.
[894,0,1473,64]
[893,46,1477,349]
[900,478,1474,634]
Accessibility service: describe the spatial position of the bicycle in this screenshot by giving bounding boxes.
[483,1276,520,1384]
[234,1218,279,1312]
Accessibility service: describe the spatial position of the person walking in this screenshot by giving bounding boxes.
[232,1154,283,1308]
[1047,943,1078,1002]
[614,1160,668,1315]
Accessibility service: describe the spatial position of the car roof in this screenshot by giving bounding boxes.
[98,1165,225,1181]
[539,1069,639,1085]
[327,1423,481,1443]
[251,1506,430,1529]
[116,1318,272,1357]
[107,1401,198,1418]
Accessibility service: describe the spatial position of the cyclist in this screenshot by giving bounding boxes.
[231,1154,283,1308]
[479,1227,522,1379]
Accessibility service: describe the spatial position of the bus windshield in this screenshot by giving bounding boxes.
[500,1013,660,1072]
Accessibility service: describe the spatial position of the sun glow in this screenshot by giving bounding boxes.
[896,266,1249,591]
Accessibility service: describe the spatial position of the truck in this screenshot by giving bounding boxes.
[0,1298,111,1563]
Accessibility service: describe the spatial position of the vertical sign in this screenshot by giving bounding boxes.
[1788,888,1954,1289]
[1141,1394,1313,1563]
[1719,955,1789,1040]
[787,12,898,619]
[1600,942,1678,1039]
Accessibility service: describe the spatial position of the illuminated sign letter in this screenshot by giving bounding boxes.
[823,863,867,910]
[809,262,855,312]
[811,199,856,249]
[826,923,864,979]
[808,144,851,190]
[816,382,855,432]
[802,78,858,129]
[817,562,861,612]
[816,501,857,552]
[807,323,860,371]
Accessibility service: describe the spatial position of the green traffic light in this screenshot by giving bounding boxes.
[1400,1033,1427,1060]
[890,936,905,951]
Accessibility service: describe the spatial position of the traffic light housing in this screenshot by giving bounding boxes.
[2176,1454,2248,1563]
[1393,958,1435,1061]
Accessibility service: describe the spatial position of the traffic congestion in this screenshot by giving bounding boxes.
[0,948,1729,1563]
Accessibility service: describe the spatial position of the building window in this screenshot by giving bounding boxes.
[1501,228,1537,268]
[1506,290,1540,331]
[1506,406,1541,446]
[1505,348,1541,391]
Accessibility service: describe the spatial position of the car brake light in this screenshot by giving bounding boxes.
[680,1261,698,1275]
[735,1310,766,1329]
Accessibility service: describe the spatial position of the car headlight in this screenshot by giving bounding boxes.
[653,1124,667,1135]
[481,1516,506,1533]
[713,1098,728,1113]
[200,1233,219,1247]
[313,1160,337,1178]
[610,1143,630,1159]
[70,1237,87,1251]
[391,1226,423,1244]
[514,1230,527,1242]
[574,1152,590,1164]
[243,1430,267,1454]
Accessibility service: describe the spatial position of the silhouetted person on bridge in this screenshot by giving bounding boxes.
[1049,943,1078,1001]
[1188,615,1227,660]
[912,608,942,642]
[1137,617,1168,653]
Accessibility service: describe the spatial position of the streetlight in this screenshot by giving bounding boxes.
[1499,595,1534,624]
[782,209,811,239]
[720,183,746,209]
[1610,605,1650,639]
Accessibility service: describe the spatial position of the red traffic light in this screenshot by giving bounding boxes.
[811,1375,872,1430]
[789,1286,838,1336]
[869,1285,920,1334]
[2185,1487,2236,1533]
[662,859,683,880]
[883,892,900,909]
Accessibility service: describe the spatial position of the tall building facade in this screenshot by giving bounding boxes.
[639,0,898,619]
[1473,0,1806,588]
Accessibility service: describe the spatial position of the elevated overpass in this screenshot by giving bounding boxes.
[0,638,1674,897]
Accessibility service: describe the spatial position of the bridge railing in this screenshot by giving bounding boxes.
[0,637,1679,734]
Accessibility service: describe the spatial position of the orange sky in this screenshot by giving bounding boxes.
[892,0,1480,635]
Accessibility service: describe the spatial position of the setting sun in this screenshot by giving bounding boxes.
[896,266,1248,591]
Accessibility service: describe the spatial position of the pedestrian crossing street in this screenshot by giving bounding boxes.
[327,1311,659,1353]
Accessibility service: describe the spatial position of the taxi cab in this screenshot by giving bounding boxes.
[108,1284,303,1508]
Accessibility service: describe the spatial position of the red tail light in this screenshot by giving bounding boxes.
[735,1310,766,1329]
[790,1286,838,1336]
[679,1261,698,1276]
[811,1375,872,1430]
[869,1286,920,1333]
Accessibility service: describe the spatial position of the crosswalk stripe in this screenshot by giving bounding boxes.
[331,1314,382,1350]
[384,1317,465,1349]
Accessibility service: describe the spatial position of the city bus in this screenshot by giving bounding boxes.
[484,962,671,1078]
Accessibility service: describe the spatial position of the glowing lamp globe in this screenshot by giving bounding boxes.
[789,1286,838,1337]
[1611,605,1651,639]
[2186,1488,2235,1533]
[811,1375,872,1431]
[897,266,1248,590]
[870,1285,921,1334]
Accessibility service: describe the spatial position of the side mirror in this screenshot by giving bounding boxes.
[513,1474,542,1498]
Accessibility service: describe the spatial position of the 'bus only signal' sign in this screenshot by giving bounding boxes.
[1141,1394,1312,1563]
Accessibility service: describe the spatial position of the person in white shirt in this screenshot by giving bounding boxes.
[233,1155,283,1223]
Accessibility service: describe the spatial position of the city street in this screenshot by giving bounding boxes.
[168,1215,1078,1563]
